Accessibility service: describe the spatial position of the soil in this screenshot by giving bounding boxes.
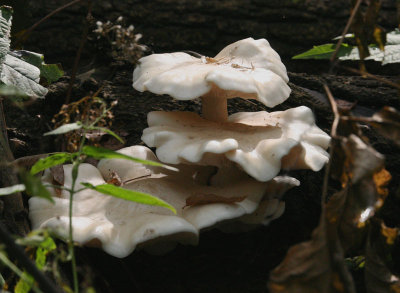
[1,1,400,292]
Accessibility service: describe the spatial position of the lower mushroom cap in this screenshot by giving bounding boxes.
[29,146,300,257]
[142,106,330,182]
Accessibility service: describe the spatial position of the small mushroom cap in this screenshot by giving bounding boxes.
[133,38,291,107]
[142,106,330,182]
[30,147,298,257]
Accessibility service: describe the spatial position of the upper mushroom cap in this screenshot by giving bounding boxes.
[30,146,298,257]
[132,38,291,108]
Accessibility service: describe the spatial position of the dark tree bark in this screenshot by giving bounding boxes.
[18,0,399,70]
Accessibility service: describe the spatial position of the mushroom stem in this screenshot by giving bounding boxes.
[201,94,228,123]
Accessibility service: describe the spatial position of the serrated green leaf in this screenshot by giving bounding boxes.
[0,6,13,76]
[44,122,82,136]
[1,54,48,98]
[0,9,52,98]
[82,183,177,214]
[30,153,73,175]
[13,50,64,84]
[82,145,178,171]
[0,184,25,196]
[20,171,54,203]
[292,43,354,60]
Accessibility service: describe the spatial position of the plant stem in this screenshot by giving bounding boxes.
[68,161,80,293]
[67,127,88,293]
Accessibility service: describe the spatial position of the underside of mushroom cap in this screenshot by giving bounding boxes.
[132,38,291,108]
[142,106,330,182]
[29,164,199,258]
[30,147,299,257]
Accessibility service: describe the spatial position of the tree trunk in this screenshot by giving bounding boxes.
[18,0,399,69]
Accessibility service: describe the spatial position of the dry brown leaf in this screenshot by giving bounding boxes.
[50,165,64,186]
[10,154,50,169]
[269,216,355,293]
[50,165,64,197]
[106,171,122,186]
[370,107,400,146]
[365,219,400,293]
[184,193,247,208]
[269,135,391,293]
[351,0,385,60]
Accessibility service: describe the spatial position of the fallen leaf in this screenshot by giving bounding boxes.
[269,135,390,292]
[365,219,400,293]
[50,165,64,197]
[268,216,355,293]
[106,171,122,186]
[184,193,247,208]
[50,165,64,186]
[370,107,400,146]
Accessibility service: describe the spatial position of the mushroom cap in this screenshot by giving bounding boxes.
[30,146,298,257]
[29,163,198,258]
[133,38,291,108]
[142,106,330,182]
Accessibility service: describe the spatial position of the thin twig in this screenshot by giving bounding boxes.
[340,65,400,90]
[330,0,363,67]
[320,83,341,205]
[16,0,84,46]
[323,84,340,137]
[65,0,93,104]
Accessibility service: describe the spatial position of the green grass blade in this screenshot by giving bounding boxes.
[82,183,176,214]
[44,122,82,136]
[292,43,354,60]
[30,153,72,175]
[82,146,178,171]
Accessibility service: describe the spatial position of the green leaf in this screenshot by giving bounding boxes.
[15,272,34,293]
[30,153,73,175]
[44,122,82,136]
[35,236,56,269]
[82,146,178,171]
[294,30,400,64]
[82,183,177,214]
[20,171,54,203]
[14,231,55,293]
[0,84,29,101]
[0,184,25,196]
[88,126,125,143]
[0,6,12,75]
[13,50,64,84]
[1,53,48,99]
[292,43,354,59]
[0,8,50,98]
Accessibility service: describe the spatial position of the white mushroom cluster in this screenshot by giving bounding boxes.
[29,38,330,258]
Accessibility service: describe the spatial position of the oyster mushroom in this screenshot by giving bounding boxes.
[133,38,291,122]
[29,146,299,257]
[142,106,330,182]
